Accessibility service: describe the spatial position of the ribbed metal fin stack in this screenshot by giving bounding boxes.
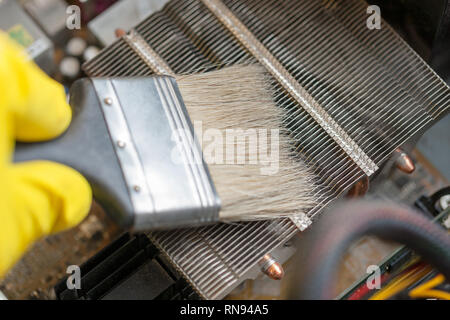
[83,0,450,299]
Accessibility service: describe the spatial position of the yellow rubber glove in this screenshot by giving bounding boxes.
[0,32,92,277]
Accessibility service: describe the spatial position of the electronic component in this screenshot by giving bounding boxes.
[0,0,54,74]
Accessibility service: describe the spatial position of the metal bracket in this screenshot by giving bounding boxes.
[92,78,155,218]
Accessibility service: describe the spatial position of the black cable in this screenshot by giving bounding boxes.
[288,200,450,299]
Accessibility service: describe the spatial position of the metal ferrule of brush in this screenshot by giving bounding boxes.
[92,77,221,229]
[14,76,221,230]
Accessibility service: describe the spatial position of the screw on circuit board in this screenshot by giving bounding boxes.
[259,254,284,280]
[394,148,415,174]
[346,176,369,198]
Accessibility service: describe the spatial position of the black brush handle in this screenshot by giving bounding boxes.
[14,79,134,229]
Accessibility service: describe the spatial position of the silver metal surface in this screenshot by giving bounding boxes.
[88,0,169,46]
[92,79,155,226]
[123,30,175,76]
[289,213,312,232]
[83,0,450,299]
[92,77,220,229]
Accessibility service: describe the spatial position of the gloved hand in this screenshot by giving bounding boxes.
[0,32,92,277]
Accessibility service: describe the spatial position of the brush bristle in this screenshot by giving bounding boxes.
[176,65,317,221]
